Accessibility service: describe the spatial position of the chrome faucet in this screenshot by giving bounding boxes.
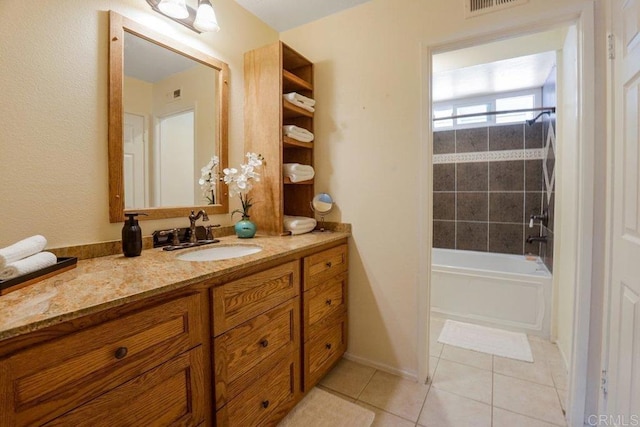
[188,210,209,243]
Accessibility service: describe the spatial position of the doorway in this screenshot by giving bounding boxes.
[418,6,596,426]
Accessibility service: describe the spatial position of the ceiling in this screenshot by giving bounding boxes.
[433,51,557,103]
[235,0,372,32]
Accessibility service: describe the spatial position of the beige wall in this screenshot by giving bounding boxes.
[0,0,278,247]
[281,0,592,376]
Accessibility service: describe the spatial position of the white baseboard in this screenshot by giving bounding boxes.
[343,352,418,382]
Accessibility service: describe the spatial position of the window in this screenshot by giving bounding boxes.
[456,104,489,125]
[433,108,453,129]
[433,89,542,130]
[495,94,535,124]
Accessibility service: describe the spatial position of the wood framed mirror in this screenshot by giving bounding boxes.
[108,11,229,223]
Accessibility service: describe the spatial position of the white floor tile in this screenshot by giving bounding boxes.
[417,388,491,427]
[493,407,565,427]
[440,345,493,371]
[493,373,566,426]
[358,370,429,422]
[431,359,493,404]
[320,358,376,399]
[493,355,554,386]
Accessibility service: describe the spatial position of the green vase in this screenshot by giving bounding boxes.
[235,216,256,238]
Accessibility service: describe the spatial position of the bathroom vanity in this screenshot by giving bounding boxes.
[0,232,349,426]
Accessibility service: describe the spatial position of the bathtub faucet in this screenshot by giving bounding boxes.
[526,235,547,244]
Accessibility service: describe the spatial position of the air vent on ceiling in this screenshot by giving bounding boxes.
[465,0,528,18]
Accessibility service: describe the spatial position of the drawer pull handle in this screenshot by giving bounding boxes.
[114,347,128,360]
[326,261,332,268]
[326,299,332,306]
[262,400,270,409]
[260,339,269,348]
[325,343,332,350]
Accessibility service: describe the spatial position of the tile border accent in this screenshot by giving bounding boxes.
[433,148,545,164]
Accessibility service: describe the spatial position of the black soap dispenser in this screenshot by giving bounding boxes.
[122,213,147,257]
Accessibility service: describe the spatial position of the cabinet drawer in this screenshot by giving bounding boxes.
[303,316,347,391]
[303,272,347,342]
[214,298,299,409]
[303,244,348,291]
[212,260,299,336]
[45,346,206,427]
[0,293,202,427]
[216,351,299,427]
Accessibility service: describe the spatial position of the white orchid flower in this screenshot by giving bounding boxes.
[222,153,264,216]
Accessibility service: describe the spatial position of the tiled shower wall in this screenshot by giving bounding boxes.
[432,123,548,256]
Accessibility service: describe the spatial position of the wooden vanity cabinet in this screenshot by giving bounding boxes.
[302,244,348,391]
[0,292,207,427]
[0,238,349,427]
[212,261,301,426]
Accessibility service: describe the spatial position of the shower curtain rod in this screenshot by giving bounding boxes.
[433,106,556,121]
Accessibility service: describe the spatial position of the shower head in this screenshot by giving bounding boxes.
[526,109,555,126]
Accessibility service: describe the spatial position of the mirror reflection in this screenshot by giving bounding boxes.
[311,193,334,214]
[123,32,219,209]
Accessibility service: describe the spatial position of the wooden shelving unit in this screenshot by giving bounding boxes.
[244,42,315,235]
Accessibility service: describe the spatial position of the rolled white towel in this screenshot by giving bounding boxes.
[283,163,314,175]
[0,251,58,281]
[285,131,314,143]
[284,216,317,235]
[288,173,314,183]
[283,96,315,113]
[283,125,313,136]
[283,164,315,183]
[0,235,47,269]
[284,92,316,107]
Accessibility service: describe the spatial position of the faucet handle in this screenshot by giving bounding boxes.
[529,209,549,227]
[205,224,221,240]
[158,228,180,246]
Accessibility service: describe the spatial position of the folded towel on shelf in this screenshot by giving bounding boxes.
[283,163,315,183]
[0,251,57,281]
[283,96,315,113]
[284,216,317,235]
[0,235,47,269]
[285,131,314,143]
[287,173,314,183]
[283,163,314,174]
[283,125,313,136]
[284,92,316,107]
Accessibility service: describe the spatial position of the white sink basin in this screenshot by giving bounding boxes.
[176,245,262,262]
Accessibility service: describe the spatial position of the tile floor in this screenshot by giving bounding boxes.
[318,318,569,427]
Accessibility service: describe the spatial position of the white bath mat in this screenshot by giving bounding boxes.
[278,387,375,427]
[438,320,534,362]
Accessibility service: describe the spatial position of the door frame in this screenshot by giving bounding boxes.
[418,3,596,424]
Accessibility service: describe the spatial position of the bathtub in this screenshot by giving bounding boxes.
[431,248,552,337]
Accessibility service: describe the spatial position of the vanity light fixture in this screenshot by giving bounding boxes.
[147,0,220,33]
[194,0,220,32]
[158,0,189,19]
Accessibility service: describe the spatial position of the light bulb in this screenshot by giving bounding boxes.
[158,0,189,19]
[194,0,220,32]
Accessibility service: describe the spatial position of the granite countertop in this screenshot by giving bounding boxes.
[0,231,349,342]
